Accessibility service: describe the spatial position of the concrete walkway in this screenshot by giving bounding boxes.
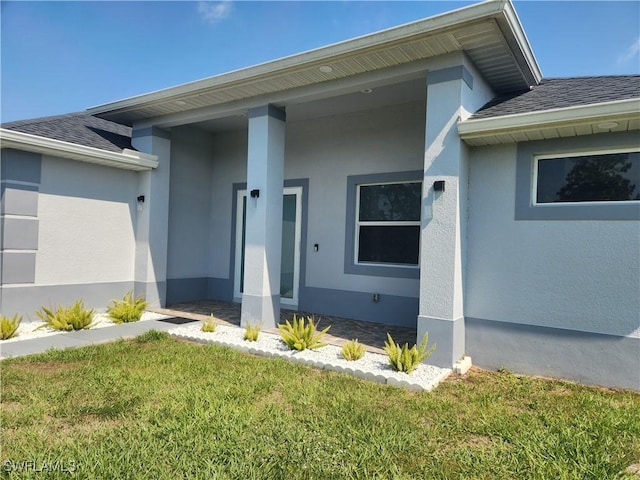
[0,320,180,359]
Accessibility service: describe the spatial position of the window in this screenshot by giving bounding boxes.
[535,149,640,204]
[355,182,421,266]
[515,136,640,221]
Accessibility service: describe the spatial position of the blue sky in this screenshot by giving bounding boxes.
[1,1,639,123]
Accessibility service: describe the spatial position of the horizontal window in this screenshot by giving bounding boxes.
[356,181,421,267]
[535,149,640,204]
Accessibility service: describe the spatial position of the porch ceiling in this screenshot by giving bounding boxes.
[88,1,540,126]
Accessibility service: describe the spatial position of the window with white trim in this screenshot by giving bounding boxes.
[535,148,640,204]
[355,181,421,266]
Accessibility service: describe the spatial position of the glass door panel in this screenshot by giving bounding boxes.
[234,187,301,305]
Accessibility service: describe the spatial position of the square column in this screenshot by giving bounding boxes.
[418,66,476,367]
[131,127,171,307]
[241,105,286,328]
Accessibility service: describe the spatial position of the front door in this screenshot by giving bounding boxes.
[234,187,302,306]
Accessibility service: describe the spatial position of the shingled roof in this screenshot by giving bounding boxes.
[2,76,639,152]
[471,76,640,119]
[1,112,133,152]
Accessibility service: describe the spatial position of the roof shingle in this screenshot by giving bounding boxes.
[1,112,133,152]
[471,76,640,119]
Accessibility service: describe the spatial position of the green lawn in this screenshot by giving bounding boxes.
[1,330,639,479]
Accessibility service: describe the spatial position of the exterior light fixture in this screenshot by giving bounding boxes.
[250,189,260,198]
[433,180,445,192]
[360,88,373,94]
[597,122,618,130]
[319,65,333,73]
[136,195,145,212]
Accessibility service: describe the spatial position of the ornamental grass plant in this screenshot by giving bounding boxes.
[201,315,217,333]
[278,314,330,351]
[243,322,262,342]
[341,339,366,361]
[107,291,147,323]
[36,300,95,331]
[384,332,436,374]
[0,314,22,340]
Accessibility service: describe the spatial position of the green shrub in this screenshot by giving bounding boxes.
[107,291,147,323]
[384,332,436,374]
[36,301,95,331]
[201,315,217,333]
[243,322,261,342]
[278,314,330,351]
[341,339,366,361]
[0,314,22,340]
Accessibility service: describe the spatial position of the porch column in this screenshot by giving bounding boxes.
[240,105,285,328]
[418,67,473,367]
[131,127,171,307]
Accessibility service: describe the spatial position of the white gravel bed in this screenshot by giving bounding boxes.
[0,311,172,344]
[170,323,451,392]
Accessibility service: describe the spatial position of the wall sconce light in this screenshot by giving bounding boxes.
[137,195,145,212]
[433,180,445,192]
[250,189,260,198]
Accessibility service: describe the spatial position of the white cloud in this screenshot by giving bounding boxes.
[198,1,232,25]
[617,36,640,66]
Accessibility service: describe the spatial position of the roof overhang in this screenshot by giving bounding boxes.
[458,98,640,146]
[0,129,158,171]
[88,0,541,126]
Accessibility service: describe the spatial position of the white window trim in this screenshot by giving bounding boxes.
[532,146,640,207]
[354,181,421,269]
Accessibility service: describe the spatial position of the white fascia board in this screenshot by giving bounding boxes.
[87,0,516,116]
[0,129,158,171]
[499,0,542,84]
[458,98,640,139]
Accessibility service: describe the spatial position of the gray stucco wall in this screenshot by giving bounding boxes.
[166,127,215,280]
[465,132,640,388]
[198,101,426,325]
[1,152,138,319]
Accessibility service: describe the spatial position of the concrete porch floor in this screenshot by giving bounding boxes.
[152,300,417,355]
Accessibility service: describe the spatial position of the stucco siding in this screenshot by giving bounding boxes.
[166,126,215,280]
[205,102,426,323]
[1,153,137,318]
[466,141,639,338]
[37,154,137,285]
[210,129,247,281]
[286,101,425,299]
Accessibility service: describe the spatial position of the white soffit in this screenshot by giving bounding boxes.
[0,129,158,171]
[458,99,640,146]
[88,0,541,125]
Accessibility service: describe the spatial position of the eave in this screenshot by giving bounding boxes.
[88,0,541,125]
[0,129,158,171]
[458,98,640,146]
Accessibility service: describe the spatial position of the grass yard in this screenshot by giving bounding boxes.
[1,331,639,479]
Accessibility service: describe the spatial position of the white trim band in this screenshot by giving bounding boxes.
[0,129,158,171]
[458,98,640,140]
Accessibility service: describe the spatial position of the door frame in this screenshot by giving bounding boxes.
[233,186,303,306]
